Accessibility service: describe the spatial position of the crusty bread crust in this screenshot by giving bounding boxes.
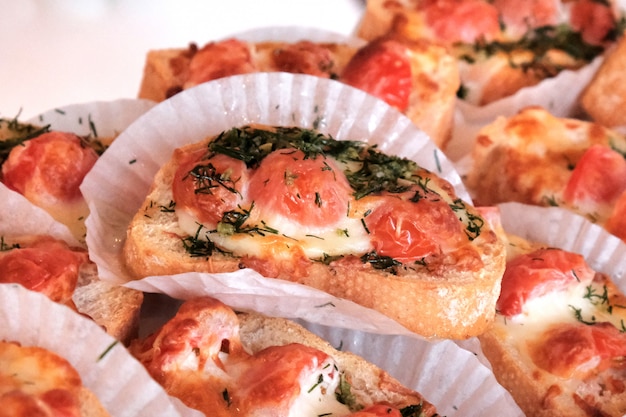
[237,311,438,415]
[136,38,458,149]
[123,128,506,340]
[581,34,626,127]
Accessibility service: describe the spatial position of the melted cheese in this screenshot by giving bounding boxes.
[0,341,82,417]
[177,205,374,259]
[288,355,351,417]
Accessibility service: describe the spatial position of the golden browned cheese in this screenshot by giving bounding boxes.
[0,341,83,417]
[466,106,626,209]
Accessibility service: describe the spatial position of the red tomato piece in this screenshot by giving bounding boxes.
[1,131,98,204]
[247,149,353,229]
[570,0,617,45]
[341,39,412,111]
[172,150,249,227]
[497,248,595,317]
[563,144,626,207]
[271,40,335,77]
[422,0,502,44]
[186,38,257,86]
[347,404,403,417]
[606,190,626,241]
[0,237,87,306]
[363,192,466,263]
[232,344,331,413]
[530,322,626,378]
[492,0,560,37]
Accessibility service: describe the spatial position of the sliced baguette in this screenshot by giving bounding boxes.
[237,311,438,414]
[123,125,506,339]
[137,37,459,149]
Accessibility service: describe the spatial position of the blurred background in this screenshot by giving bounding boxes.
[0,0,363,119]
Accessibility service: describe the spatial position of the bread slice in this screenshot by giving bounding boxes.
[136,36,459,149]
[123,124,506,339]
[581,32,626,127]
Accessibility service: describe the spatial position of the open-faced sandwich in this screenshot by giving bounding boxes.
[476,206,626,416]
[122,123,505,339]
[130,295,440,417]
[463,105,626,242]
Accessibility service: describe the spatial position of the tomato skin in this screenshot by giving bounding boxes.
[606,191,626,241]
[341,39,412,111]
[0,237,87,305]
[570,0,617,45]
[1,131,98,203]
[347,404,402,417]
[563,144,626,208]
[186,38,256,86]
[363,191,465,263]
[246,149,353,228]
[422,0,501,44]
[271,40,335,77]
[530,322,626,378]
[172,150,249,227]
[497,248,595,317]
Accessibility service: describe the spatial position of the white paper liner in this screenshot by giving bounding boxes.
[446,57,603,161]
[297,320,524,417]
[27,98,156,139]
[0,284,201,417]
[0,182,79,246]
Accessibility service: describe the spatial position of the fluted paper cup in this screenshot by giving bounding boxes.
[0,284,202,417]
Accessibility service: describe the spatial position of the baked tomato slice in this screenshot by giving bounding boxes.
[341,39,412,111]
[1,131,98,204]
[563,144,626,209]
[186,38,256,86]
[363,192,466,263]
[530,322,626,378]
[172,150,249,227]
[422,0,501,44]
[570,0,617,45]
[497,248,595,317]
[246,149,353,229]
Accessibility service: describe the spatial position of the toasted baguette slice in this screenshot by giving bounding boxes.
[0,340,111,417]
[130,296,439,416]
[581,32,626,127]
[476,207,626,416]
[137,36,459,149]
[123,124,505,339]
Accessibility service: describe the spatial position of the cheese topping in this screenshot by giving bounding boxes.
[172,125,485,269]
[0,341,83,417]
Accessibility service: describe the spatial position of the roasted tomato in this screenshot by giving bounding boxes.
[341,39,412,111]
